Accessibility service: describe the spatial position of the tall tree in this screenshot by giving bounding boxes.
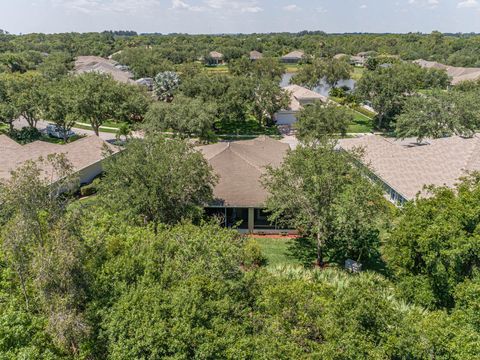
[11,71,46,128]
[292,58,352,89]
[295,102,352,142]
[263,142,386,266]
[42,77,77,143]
[143,95,218,142]
[383,175,480,309]
[396,90,480,142]
[98,136,217,227]
[355,62,422,130]
[252,79,290,126]
[0,73,21,132]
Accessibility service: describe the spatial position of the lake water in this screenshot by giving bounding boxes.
[280,72,356,97]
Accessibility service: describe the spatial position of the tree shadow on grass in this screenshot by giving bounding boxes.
[286,237,317,268]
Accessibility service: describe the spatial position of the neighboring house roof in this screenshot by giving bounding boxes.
[281,50,304,60]
[209,51,224,60]
[0,135,119,183]
[250,50,263,60]
[338,134,480,200]
[197,136,290,207]
[282,84,328,111]
[74,55,135,84]
[414,59,480,85]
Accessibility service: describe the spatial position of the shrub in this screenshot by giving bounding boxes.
[80,178,101,197]
[243,239,267,268]
[9,127,41,144]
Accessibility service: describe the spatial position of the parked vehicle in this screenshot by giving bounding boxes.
[46,124,75,139]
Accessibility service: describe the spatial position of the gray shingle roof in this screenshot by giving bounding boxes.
[0,135,119,183]
[338,134,480,200]
[198,136,290,207]
[74,56,135,84]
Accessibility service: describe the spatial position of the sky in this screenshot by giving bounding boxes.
[1,0,480,35]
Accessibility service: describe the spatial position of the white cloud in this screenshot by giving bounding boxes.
[204,0,263,12]
[171,0,203,11]
[316,6,327,13]
[283,4,299,11]
[360,4,367,9]
[457,0,479,8]
[51,0,160,14]
[408,0,440,8]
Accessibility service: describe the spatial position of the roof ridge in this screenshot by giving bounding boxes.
[229,146,264,173]
[204,142,230,161]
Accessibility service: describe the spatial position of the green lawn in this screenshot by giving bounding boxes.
[347,111,374,133]
[351,67,364,81]
[73,122,120,134]
[215,120,281,136]
[0,123,8,134]
[204,65,229,74]
[254,237,302,268]
[285,64,301,73]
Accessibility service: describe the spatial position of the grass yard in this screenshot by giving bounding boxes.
[254,237,302,268]
[215,119,281,136]
[285,64,301,73]
[0,123,8,134]
[347,111,374,133]
[351,67,365,81]
[204,65,229,74]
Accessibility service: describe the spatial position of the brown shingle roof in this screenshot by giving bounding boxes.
[0,135,119,183]
[338,134,480,200]
[198,136,290,207]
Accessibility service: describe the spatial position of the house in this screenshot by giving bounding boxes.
[275,84,328,125]
[198,136,295,234]
[414,59,480,85]
[281,50,304,63]
[207,51,225,65]
[0,135,119,185]
[249,50,263,61]
[350,55,366,67]
[74,55,135,84]
[338,134,480,204]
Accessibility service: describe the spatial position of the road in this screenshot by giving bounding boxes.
[14,118,117,142]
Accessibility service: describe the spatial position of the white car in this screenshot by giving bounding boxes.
[46,124,75,139]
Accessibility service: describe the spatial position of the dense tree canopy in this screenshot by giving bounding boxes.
[295,102,353,142]
[395,90,480,141]
[98,136,217,227]
[263,142,387,266]
[384,175,480,309]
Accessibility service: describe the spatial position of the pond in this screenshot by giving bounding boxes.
[280,72,356,97]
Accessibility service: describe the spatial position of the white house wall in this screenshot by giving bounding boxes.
[77,161,104,185]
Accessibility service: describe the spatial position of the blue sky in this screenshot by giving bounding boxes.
[1,0,480,34]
